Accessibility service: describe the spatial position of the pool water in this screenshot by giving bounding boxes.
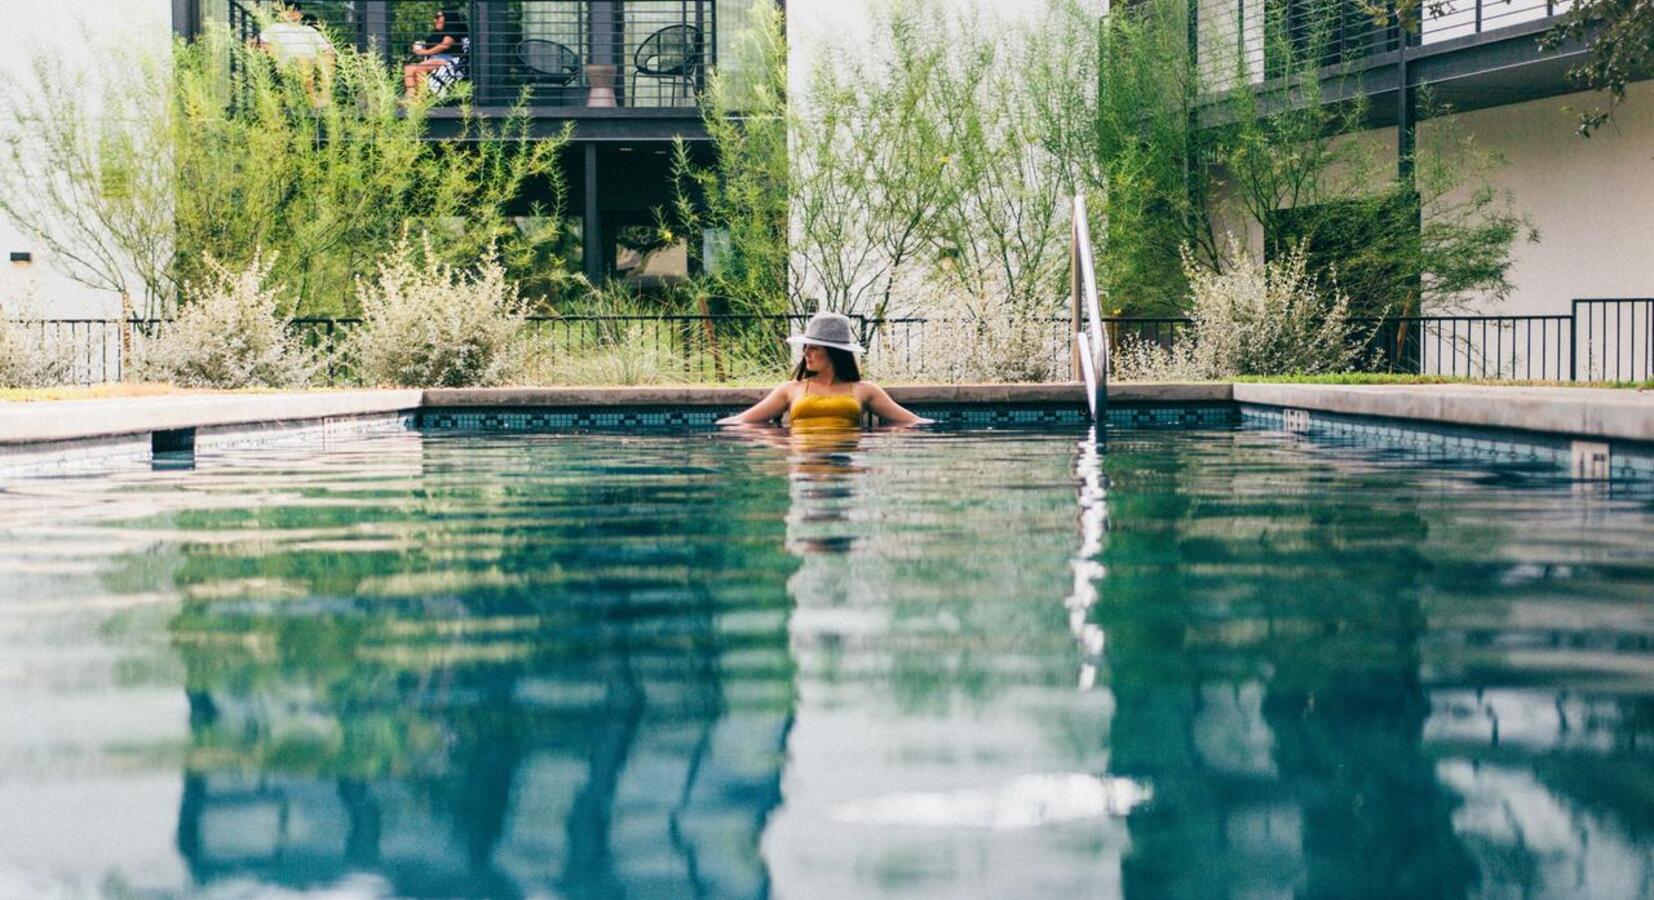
[0,425,1651,898]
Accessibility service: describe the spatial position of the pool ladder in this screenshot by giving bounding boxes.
[1070,195,1109,420]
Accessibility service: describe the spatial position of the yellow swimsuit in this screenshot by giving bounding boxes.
[790,384,862,429]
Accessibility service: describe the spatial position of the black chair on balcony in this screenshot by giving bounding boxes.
[633,24,704,106]
[518,38,582,86]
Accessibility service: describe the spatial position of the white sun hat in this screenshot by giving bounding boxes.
[785,312,866,354]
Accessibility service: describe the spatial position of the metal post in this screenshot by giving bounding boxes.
[1396,25,1414,184]
[171,0,200,41]
[1569,300,1578,381]
[1069,221,1082,382]
[584,143,604,285]
[473,0,495,105]
[364,1,391,64]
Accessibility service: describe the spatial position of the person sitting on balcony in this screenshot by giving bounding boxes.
[403,8,470,97]
[259,3,331,63]
[717,313,932,429]
[257,3,334,104]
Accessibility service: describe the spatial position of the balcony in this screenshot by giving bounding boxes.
[1189,0,1591,122]
[223,0,734,137]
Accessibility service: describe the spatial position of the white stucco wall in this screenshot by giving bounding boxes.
[1205,85,1654,319]
[1420,83,1654,317]
[0,0,172,319]
[787,0,1103,98]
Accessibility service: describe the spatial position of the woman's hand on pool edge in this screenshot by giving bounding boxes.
[861,383,929,426]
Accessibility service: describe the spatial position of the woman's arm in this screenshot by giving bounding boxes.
[861,383,932,426]
[414,36,455,56]
[717,383,794,425]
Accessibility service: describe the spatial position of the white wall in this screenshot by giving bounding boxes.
[1205,87,1654,318]
[786,0,1103,99]
[0,0,173,319]
[1422,83,1654,317]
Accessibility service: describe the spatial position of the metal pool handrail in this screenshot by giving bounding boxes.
[1070,195,1109,420]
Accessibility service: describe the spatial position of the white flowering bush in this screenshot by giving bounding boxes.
[1114,244,1366,381]
[0,319,76,388]
[130,256,318,388]
[347,237,525,388]
[863,282,1062,383]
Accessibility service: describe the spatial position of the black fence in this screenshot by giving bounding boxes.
[1575,299,1654,383]
[1352,314,1577,381]
[229,0,716,108]
[9,302,1652,386]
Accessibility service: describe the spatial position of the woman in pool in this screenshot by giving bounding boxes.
[717,312,932,428]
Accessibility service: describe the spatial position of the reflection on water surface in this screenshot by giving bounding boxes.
[0,425,1650,898]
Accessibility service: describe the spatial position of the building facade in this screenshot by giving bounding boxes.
[171,0,768,287]
[1189,0,1652,311]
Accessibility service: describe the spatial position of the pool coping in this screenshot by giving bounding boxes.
[1,382,1651,446]
[1230,383,1654,444]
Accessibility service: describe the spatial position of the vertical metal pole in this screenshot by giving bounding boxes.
[584,142,603,285]
[1069,216,1082,382]
[1569,300,1578,381]
[1615,301,1622,381]
[364,1,391,64]
[171,0,200,41]
[473,0,494,104]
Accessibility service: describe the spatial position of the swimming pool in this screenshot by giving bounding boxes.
[0,422,1650,897]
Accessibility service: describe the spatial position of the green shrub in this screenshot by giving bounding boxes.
[347,237,524,387]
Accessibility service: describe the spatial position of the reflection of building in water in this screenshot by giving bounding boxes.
[766,427,1129,897]
[1422,592,1654,894]
[168,435,798,897]
[1097,430,1654,897]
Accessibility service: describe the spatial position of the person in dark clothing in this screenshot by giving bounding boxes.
[403,9,469,95]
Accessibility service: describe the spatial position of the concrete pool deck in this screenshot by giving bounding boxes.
[0,382,1650,445]
[1230,382,1654,443]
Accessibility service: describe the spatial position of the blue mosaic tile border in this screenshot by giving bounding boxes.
[1106,404,1238,429]
[419,407,740,431]
[417,404,1240,431]
[1240,404,1654,481]
[1612,445,1654,480]
[196,412,416,451]
[906,405,1089,426]
[0,434,153,477]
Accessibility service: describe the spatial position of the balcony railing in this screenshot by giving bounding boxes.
[230,0,717,109]
[1192,0,1572,92]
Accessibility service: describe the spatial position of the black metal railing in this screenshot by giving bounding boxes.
[228,0,716,108]
[10,303,1651,386]
[1574,299,1654,382]
[1352,314,1577,380]
[1192,0,1568,91]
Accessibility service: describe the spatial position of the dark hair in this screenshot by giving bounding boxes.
[792,345,861,382]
